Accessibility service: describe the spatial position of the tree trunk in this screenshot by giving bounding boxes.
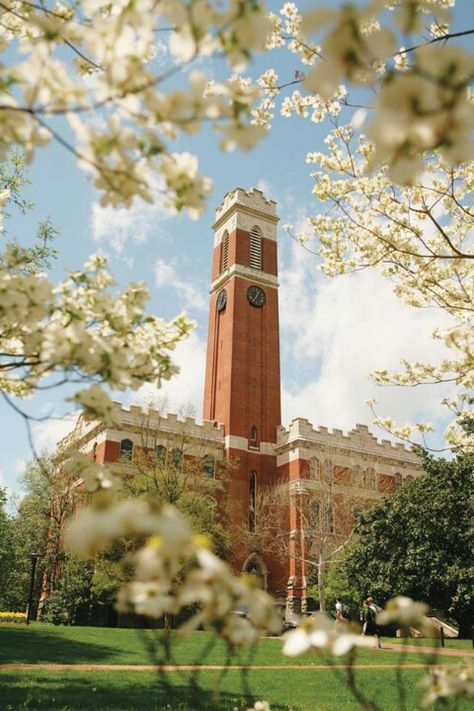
[318,554,326,613]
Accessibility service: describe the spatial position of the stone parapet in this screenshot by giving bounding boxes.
[214,187,278,224]
[56,401,225,456]
[276,418,419,465]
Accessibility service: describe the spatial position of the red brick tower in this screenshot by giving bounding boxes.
[203,188,283,592]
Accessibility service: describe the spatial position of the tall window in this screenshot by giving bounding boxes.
[249,470,257,531]
[92,442,98,461]
[120,438,133,461]
[155,445,167,466]
[221,231,229,272]
[394,473,402,491]
[250,425,257,442]
[309,457,319,480]
[249,226,262,269]
[310,499,320,529]
[327,504,335,533]
[203,454,215,478]
[171,448,182,471]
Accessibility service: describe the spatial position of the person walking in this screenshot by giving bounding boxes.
[361,596,382,648]
[335,596,350,624]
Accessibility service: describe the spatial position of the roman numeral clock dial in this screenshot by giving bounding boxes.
[247,285,266,307]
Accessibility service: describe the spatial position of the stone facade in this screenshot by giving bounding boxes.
[55,187,423,613]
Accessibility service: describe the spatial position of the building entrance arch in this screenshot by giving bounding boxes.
[242,554,268,590]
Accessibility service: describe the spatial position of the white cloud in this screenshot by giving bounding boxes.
[90,180,174,253]
[15,459,27,476]
[155,259,208,312]
[279,239,454,445]
[131,329,206,419]
[32,412,79,453]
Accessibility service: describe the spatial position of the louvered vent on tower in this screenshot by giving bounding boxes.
[249,226,262,269]
[221,231,229,272]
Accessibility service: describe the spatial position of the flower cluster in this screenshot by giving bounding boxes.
[0,611,27,623]
[291,125,474,451]
[66,501,281,647]
[0,0,272,213]
[420,662,474,708]
[283,611,373,657]
[258,1,474,184]
[0,250,190,423]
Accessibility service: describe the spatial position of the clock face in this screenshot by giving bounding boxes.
[247,285,266,307]
[216,288,227,312]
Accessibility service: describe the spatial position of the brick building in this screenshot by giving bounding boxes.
[56,188,422,613]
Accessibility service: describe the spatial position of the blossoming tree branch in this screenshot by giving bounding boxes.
[254,0,474,451]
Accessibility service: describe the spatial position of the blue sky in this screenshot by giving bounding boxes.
[1,0,472,497]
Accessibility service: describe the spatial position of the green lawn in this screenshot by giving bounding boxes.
[0,624,469,667]
[0,625,473,710]
[2,667,474,711]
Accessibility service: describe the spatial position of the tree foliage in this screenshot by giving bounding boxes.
[345,450,474,636]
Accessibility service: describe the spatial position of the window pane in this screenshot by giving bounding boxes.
[120,439,133,460]
[203,454,215,477]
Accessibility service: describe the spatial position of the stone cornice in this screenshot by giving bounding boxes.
[211,265,279,293]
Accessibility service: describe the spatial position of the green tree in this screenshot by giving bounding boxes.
[1,456,84,613]
[345,451,474,637]
[0,487,15,609]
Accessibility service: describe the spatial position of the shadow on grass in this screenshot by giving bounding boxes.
[0,671,298,711]
[0,627,121,665]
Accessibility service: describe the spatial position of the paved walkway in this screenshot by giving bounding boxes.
[378,643,473,658]
[0,662,431,671]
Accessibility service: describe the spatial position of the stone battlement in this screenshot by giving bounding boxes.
[109,401,225,442]
[214,187,278,223]
[276,418,419,463]
[56,401,225,454]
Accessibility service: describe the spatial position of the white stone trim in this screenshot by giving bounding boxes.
[224,435,277,454]
[211,265,278,293]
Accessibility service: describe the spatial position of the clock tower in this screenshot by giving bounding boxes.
[203,188,283,579]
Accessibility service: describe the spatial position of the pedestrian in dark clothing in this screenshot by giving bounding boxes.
[361,596,381,648]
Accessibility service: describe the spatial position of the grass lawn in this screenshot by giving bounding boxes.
[0,624,470,667]
[2,667,474,711]
[0,625,472,710]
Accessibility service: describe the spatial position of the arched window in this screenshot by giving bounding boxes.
[394,472,402,491]
[120,438,133,461]
[155,445,167,466]
[249,226,262,270]
[309,457,319,480]
[92,442,98,462]
[250,425,257,443]
[171,448,182,471]
[221,230,229,272]
[203,454,215,478]
[310,499,320,529]
[249,470,257,532]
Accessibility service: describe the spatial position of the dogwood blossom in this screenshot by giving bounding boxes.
[283,612,373,657]
[67,501,280,646]
[0,0,272,213]
[292,125,474,451]
[257,1,473,184]
[419,662,474,708]
[0,250,190,420]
